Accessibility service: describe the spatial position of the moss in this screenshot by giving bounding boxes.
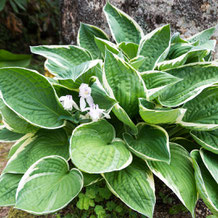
[8,208,35,218]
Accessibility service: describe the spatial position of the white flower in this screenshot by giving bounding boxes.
[87,104,110,121]
[79,83,94,111]
[59,95,79,111]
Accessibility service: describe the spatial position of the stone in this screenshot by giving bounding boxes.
[60,0,217,57]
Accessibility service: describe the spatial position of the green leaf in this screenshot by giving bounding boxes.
[31,45,101,81]
[159,63,218,107]
[191,150,218,215]
[191,129,218,154]
[90,76,117,111]
[123,123,170,163]
[0,126,23,142]
[0,173,22,206]
[138,25,171,71]
[170,137,200,153]
[141,70,182,90]
[171,32,188,44]
[78,23,109,59]
[157,45,213,71]
[0,49,31,67]
[139,98,186,124]
[179,86,218,130]
[0,102,39,134]
[15,156,83,215]
[191,40,216,53]
[103,2,143,44]
[76,193,95,210]
[95,205,106,217]
[112,103,138,135]
[58,67,98,90]
[9,0,18,13]
[147,143,197,216]
[83,173,102,187]
[94,37,119,56]
[47,59,100,81]
[70,120,132,173]
[104,49,146,117]
[200,149,218,184]
[0,67,69,129]
[166,39,215,65]
[168,42,193,59]
[13,0,27,10]
[3,129,69,174]
[103,158,155,217]
[8,134,34,158]
[156,53,188,71]
[118,42,138,59]
[141,70,182,100]
[0,0,6,11]
[187,26,216,44]
[129,56,146,70]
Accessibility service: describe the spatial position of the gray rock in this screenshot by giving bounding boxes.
[60,0,217,56]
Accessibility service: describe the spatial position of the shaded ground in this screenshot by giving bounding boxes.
[0,142,213,218]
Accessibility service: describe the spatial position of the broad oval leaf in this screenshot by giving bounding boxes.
[156,47,212,71]
[104,49,146,117]
[58,65,99,90]
[0,126,23,142]
[70,120,132,173]
[157,53,188,71]
[200,149,218,184]
[159,62,218,107]
[123,123,170,163]
[141,70,182,100]
[78,23,109,59]
[187,26,216,44]
[103,158,155,217]
[141,71,182,90]
[0,49,31,67]
[179,86,218,130]
[3,129,69,174]
[139,98,186,124]
[0,67,69,129]
[0,173,22,206]
[191,150,218,214]
[138,25,171,71]
[15,156,83,215]
[0,102,38,134]
[30,45,101,81]
[104,2,143,44]
[147,143,197,216]
[8,134,34,158]
[191,129,218,154]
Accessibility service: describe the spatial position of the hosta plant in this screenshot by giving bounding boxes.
[0,2,218,217]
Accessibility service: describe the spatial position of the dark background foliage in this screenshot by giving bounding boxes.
[0,0,60,53]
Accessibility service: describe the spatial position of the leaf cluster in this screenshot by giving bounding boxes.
[0,2,217,218]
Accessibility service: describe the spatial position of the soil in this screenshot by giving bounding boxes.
[0,142,213,218]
